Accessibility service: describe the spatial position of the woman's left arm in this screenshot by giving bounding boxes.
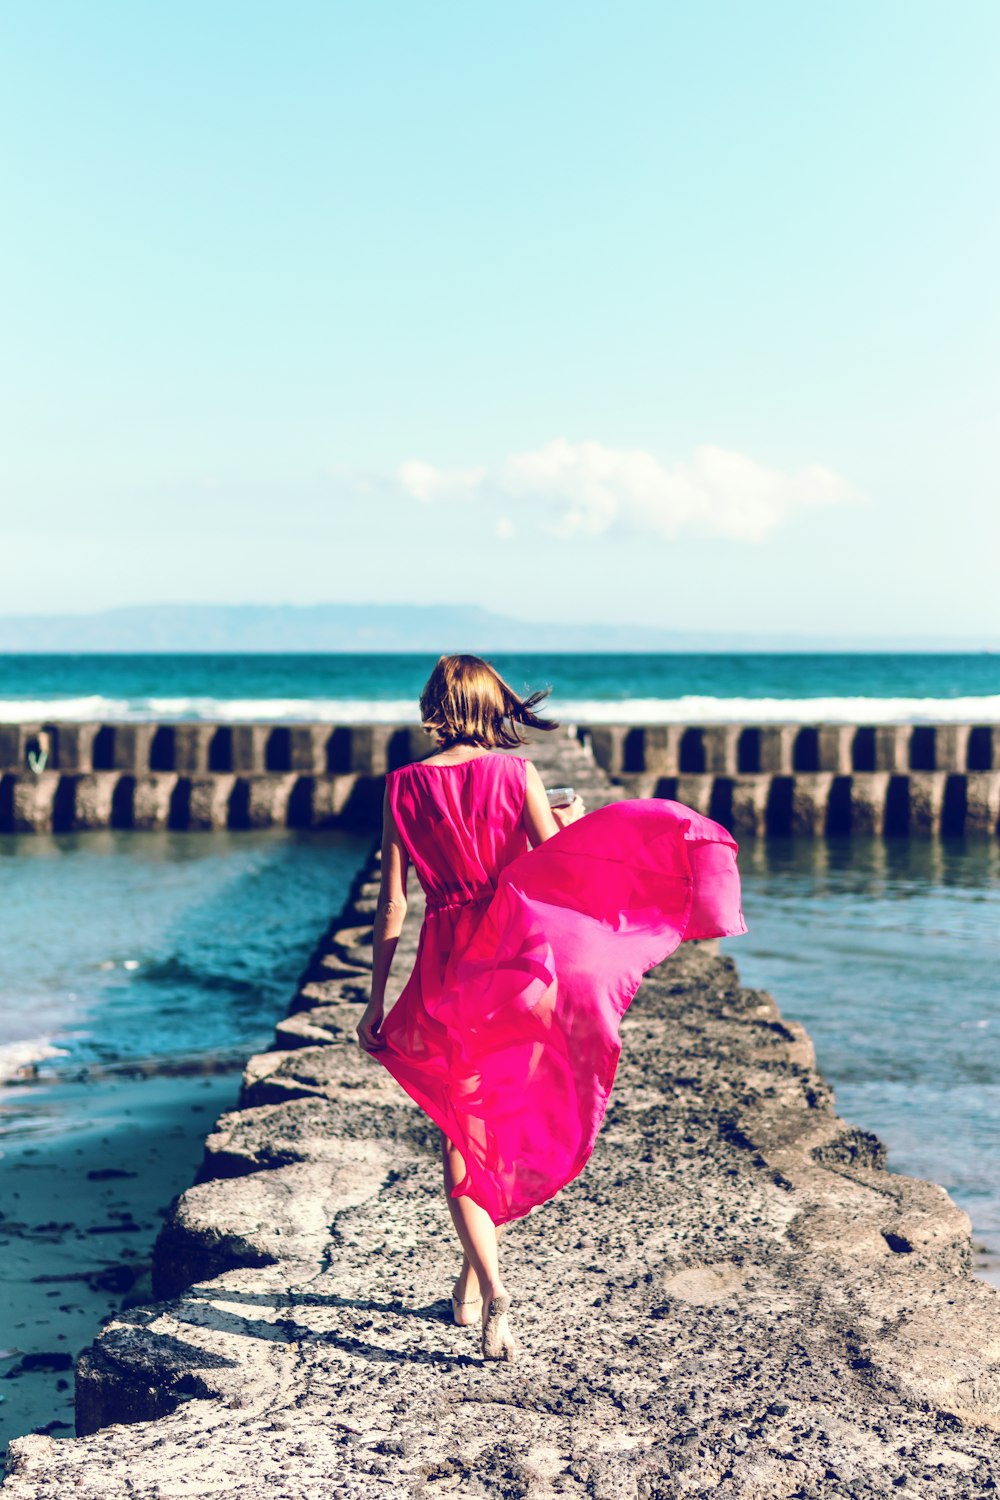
[521,759,586,848]
[356,785,409,1053]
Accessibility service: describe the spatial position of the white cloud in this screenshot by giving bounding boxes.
[397,458,487,502]
[395,438,860,542]
[495,516,516,539]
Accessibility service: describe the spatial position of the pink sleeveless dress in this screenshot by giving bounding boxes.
[376,752,746,1225]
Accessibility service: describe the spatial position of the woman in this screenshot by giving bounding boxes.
[356,654,746,1362]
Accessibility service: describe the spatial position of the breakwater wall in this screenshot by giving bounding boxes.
[2,719,999,837]
[3,729,1000,1497]
[0,721,428,835]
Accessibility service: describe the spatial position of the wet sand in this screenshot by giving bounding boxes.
[0,1068,242,1471]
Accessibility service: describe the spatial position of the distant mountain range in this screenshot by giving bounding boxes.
[0,603,994,653]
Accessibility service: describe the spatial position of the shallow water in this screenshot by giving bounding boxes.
[0,826,372,1460]
[0,826,373,1082]
[721,837,1000,1284]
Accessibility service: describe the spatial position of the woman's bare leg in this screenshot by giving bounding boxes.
[441,1134,505,1316]
[452,1235,505,1316]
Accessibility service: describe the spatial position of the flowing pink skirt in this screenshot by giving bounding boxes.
[377,798,746,1224]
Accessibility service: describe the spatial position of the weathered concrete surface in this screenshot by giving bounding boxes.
[4,719,999,837]
[4,732,1000,1498]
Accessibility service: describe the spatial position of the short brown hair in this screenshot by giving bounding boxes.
[419,654,559,749]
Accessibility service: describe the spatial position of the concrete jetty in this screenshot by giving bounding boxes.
[3,727,1000,1497]
[2,717,999,838]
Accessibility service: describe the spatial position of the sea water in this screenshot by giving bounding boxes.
[0,825,373,1460]
[0,827,372,1085]
[722,836,1000,1286]
[0,649,998,724]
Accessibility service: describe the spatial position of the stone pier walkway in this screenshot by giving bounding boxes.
[3,731,1000,1498]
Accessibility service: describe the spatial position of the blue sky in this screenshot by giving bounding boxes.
[1,1,997,638]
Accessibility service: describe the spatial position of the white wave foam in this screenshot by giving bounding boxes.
[0,1038,69,1082]
[552,695,1000,725]
[0,694,999,725]
[0,695,134,720]
[0,695,424,723]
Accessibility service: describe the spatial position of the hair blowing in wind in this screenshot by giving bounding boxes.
[418,654,560,749]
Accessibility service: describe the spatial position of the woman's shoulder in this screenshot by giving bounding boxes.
[387,752,530,779]
[393,751,528,766]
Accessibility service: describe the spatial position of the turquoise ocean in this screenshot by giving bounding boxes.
[2,650,999,725]
[0,652,998,1451]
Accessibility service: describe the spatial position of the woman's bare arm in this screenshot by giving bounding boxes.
[521,759,585,848]
[357,785,408,1053]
